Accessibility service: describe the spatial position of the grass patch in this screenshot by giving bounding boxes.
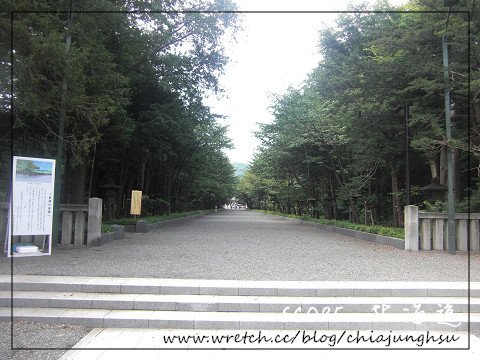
[256,210,404,239]
[101,224,113,233]
[105,210,210,226]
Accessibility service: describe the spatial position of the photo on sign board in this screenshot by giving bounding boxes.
[15,159,53,183]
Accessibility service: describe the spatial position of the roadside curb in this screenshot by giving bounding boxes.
[92,212,214,246]
[123,212,214,234]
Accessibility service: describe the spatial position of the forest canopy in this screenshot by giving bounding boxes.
[236,0,477,227]
[1,0,478,228]
[1,0,240,216]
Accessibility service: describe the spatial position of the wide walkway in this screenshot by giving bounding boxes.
[0,210,478,281]
[59,328,480,360]
[2,210,480,359]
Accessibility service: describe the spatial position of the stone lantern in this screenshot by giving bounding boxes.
[324,195,334,219]
[420,178,447,205]
[100,178,121,221]
[307,197,318,218]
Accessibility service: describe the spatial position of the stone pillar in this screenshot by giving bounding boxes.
[457,219,468,251]
[61,211,73,245]
[420,219,431,250]
[433,219,445,250]
[87,198,102,245]
[470,219,480,251]
[111,224,124,240]
[74,211,86,246]
[404,205,419,251]
[136,220,148,233]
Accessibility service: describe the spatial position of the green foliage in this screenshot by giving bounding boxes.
[421,200,447,212]
[3,0,240,209]
[16,160,38,175]
[101,224,113,234]
[257,210,404,239]
[105,210,210,225]
[238,0,475,227]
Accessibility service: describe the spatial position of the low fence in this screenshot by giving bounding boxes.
[404,205,480,252]
[0,198,103,246]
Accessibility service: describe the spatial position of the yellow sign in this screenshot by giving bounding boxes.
[130,190,142,215]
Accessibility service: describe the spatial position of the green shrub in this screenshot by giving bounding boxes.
[256,210,404,239]
[105,210,210,225]
[101,224,113,233]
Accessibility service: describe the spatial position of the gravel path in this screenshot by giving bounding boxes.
[0,210,478,281]
[0,321,90,360]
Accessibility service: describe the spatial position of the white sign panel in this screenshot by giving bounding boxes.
[6,156,55,257]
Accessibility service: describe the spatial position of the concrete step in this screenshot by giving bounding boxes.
[1,291,479,313]
[3,275,478,331]
[1,307,477,330]
[1,275,479,297]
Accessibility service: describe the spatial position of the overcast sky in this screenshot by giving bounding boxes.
[204,0,407,165]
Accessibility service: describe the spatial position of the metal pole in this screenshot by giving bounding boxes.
[442,34,456,254]
[404,104,410,206]
[52,4,72,245]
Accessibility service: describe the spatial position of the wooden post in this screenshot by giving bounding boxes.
[87,198,102,245]
[404,205,419,251]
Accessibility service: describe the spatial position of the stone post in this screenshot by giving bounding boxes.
[433,219,445,251]
[470,219,480,251]
[111,224,124,240]
[61,210,73,245]
[74,211,85,246]
[420,219,431,250]
[87,198,102,245]
[457,219,468,251]
[136,220,148,233]
[404,205,419,251]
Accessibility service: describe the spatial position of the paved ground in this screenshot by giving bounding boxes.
[0,321,90,360]
[2,326,480,360]
[0,210,480,281]
[1,210,479,359]
[0,210,478,281]
[57,328,480,359]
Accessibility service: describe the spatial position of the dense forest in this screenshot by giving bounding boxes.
[236,0,478,227]
[1,0,239,217]
[1,0,479,228]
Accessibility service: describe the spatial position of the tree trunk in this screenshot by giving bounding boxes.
[68,162,87,204]
[329,178,338,220]
[145,162,154,196]
[390,163,403,227]
[440,146,447,185]
[138,157,146,191]
[323,201,332,219]
[429,158,439,180]
[165,170,173,215]
[374,175,381,221]
[453,148,461,201]
[118,150,130,215]
[64,148,87,204]
[87,143,96,199]
[349,198,360,223]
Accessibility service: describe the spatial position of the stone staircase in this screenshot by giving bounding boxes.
[0,275,479,331]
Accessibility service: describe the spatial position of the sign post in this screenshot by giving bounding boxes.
[130,190,142,217]
[6,156,56,257]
